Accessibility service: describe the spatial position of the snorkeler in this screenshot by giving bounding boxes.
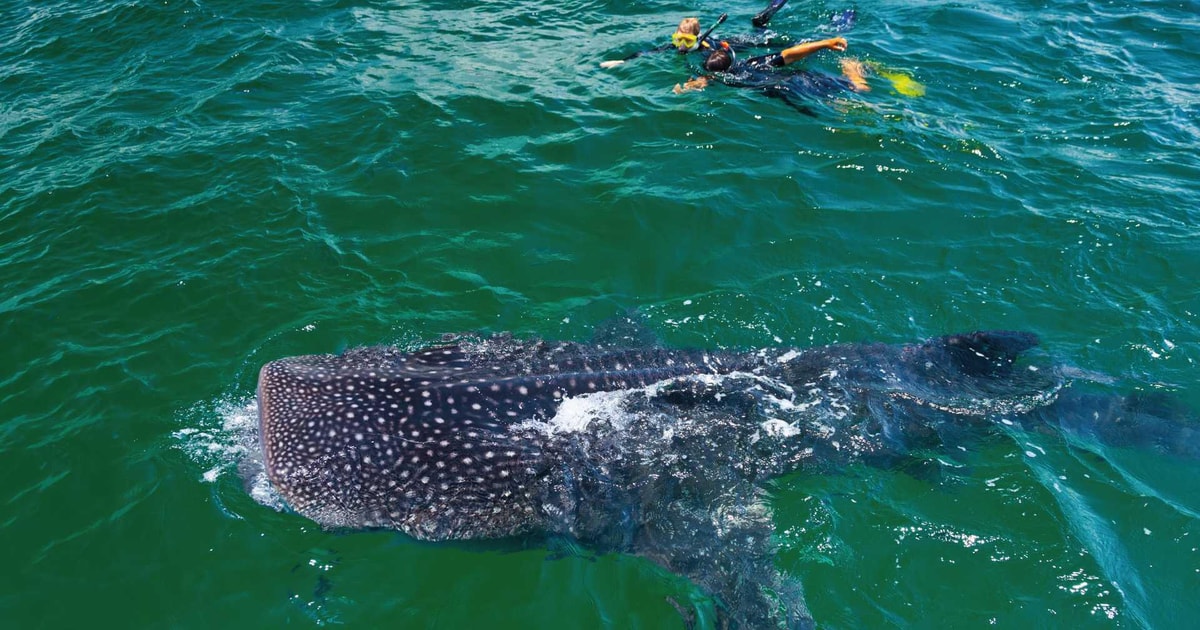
[687,37,866,88]
[672,34,868,108]
[673,38,870,115]
[600,0,790,68]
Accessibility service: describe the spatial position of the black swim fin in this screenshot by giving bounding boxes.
[751,0,788,28]
[830,9,857,32]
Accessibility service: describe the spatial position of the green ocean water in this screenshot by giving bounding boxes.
[3,0,1199,627]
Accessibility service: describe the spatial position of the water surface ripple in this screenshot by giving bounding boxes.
[1,0,1197,627]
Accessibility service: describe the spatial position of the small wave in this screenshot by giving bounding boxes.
[173,395,284,512]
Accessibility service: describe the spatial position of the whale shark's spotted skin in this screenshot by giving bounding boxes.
[258,340,767,539]
[255,331,1196,629]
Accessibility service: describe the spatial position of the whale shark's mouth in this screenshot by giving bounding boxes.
[254,364,281,499]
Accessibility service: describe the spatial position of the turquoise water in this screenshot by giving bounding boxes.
[3,0,1198,627]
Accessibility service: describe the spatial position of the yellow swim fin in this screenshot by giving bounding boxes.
[867,62,926,97]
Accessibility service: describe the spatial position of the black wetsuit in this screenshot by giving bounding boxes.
[687,7,860,115]
[697,49,854,116]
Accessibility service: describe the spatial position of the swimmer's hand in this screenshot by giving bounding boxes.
[672,76,709,93]
[825,37,848,52]
[600,59,625,69]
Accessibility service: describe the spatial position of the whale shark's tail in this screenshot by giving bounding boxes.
[908,333,1199,461]
[1042,389,1200,461]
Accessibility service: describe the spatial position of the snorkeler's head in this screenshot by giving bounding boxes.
[673,17,701,51]
[704,43,734,72]
[678,17,700,36]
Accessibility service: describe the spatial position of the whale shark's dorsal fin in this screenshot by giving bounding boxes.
[911,330,1040,378]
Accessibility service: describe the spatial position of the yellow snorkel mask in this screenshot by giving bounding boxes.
[671,32,698,52]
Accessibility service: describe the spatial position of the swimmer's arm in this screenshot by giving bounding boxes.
[601,43,673,68]
[779,37,847,64]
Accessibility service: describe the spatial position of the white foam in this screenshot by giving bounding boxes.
[525,389,634,435]
[173,396,284,510]
[760,418,802,438]
[173,397,257,480]
[202,466,222,483]
[172,396,273,484]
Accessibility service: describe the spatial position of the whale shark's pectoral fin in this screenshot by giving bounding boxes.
[633,486,814,629]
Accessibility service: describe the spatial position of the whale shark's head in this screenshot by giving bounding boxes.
[256,347,550,539]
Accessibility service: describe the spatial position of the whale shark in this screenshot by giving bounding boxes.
[253,330,1197,629]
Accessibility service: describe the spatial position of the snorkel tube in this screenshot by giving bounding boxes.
[696,13,728,50]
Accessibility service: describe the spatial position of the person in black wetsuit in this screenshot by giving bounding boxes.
[674,37,870,115]
[599,0,790,68]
